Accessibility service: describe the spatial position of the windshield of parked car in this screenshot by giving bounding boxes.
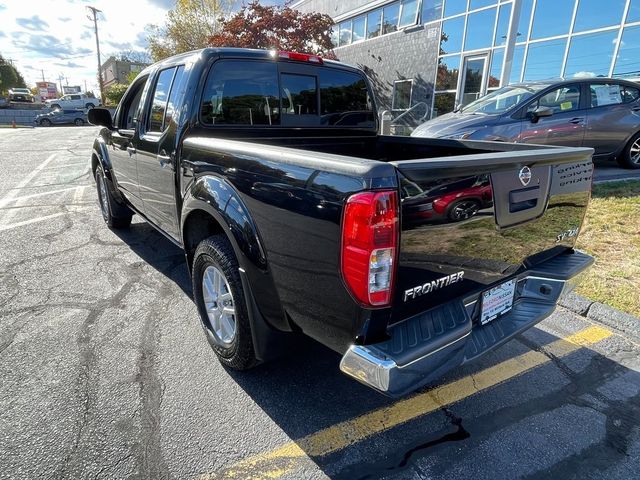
[13,88,30,94]
[461,84,550,114]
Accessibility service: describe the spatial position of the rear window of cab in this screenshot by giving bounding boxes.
[199,59,375,128]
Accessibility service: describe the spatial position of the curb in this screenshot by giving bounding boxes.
[559,292,640,342]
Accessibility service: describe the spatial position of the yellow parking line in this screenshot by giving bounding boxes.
[199,325,612,480]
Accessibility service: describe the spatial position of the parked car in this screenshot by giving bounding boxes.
[412,78,640,169]
[0,97,8,109]
[88,48,594,397]
[35,109,87,126]
[45,93,97,110]
[8,87,35,103]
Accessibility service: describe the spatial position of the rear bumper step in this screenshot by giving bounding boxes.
[340,250,593,397]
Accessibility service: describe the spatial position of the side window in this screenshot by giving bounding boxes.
[588,83,623,108]
[71,95,81,100]
[281,74,317,115]
[528,85,581,114]
[623,85,640,104]
[200,60,279,126]
[164,65,186,128]
[148,67,176,132]
[319,68,374,127]
[116,76,148,130]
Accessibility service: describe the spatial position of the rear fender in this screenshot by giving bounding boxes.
[181,175,292,355]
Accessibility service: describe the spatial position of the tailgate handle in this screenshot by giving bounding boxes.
[509,186,539,213]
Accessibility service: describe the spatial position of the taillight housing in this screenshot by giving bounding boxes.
[341,190,399,307]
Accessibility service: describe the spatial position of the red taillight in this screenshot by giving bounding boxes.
[341,190,398,307]
[277,50,324,64]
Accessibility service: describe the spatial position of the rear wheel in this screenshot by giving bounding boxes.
[447,199,481,221]
[617,132,640,169]
[85,103,95,109]
[95,166,133,229]
[192,235,257,370]
[40,118,51,127]
[74,118,84,126]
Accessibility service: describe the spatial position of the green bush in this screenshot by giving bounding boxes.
[104,83,129,106]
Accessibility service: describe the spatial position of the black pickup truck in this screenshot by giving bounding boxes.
[88,48,594,397]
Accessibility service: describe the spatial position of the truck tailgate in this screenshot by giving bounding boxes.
[391,146,594,321]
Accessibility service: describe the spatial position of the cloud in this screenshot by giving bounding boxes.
[134,31,148,48]
[12,33,92,59]
[80,31,92,40]
[58,17,72,22]
[54,61,84,68]
[147,0,174,8]
[572,71,596,78]
[105,40,133,51]
[0,31,5,38]
[16,15,49,32]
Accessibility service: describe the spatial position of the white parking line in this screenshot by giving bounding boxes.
[0,212,67,232]
[0,186,89,209]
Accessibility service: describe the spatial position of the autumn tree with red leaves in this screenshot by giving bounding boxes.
[208,1,336,57]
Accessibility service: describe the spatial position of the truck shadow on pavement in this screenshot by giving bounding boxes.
[109,219,640,480]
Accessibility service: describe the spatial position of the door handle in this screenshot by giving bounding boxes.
[569,117,584,124]
[126,146,136,155]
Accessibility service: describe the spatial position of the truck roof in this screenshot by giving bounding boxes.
[139,47,362,77]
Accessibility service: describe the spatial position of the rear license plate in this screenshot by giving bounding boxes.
[480,279,516,325]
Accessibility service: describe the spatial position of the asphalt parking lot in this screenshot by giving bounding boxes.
[0,127,639,480]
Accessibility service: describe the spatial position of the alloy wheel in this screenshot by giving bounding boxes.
[201,265,237,346]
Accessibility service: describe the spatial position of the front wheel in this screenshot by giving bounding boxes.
[85,103,95,109]
[192,235,257,370]
[95,166,133,229]
[617,132,640,169]
[74,118,84,126]
[40,118,51,127]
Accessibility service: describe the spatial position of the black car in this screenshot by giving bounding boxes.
[35,109,87,127]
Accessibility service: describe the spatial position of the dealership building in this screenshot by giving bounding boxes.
[293,0,640,125]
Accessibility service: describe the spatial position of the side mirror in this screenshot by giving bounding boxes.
[88,108,113,129]
[530,106,553,123]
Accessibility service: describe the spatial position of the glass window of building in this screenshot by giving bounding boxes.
[469,0,494,10]
[367,9,382,39]
[352,16,366,42]
[488,48,504,90]
[465,7,496,51]
[339,21,352,46]
[383,2,400,34]
[564,30,617,78]
[573,0,626,32]
[422,0,443,23]
[399,0,419,27]
[440,15,465,54]
[436,55,461,90]
[494,2,512,47]
[517,0,534,43]
[627,0,640,23]
[509,45,525,83]
[330,25,339,47]
[523,38,567,81]
[444,0,467,18]
[393,80,413,109]
[613,26,640,76]
[530,0,575,40]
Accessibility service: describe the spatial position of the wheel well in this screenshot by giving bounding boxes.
[91,154,99,177]
[183,209,226,268]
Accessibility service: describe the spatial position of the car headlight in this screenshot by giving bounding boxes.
[441,130,477,140]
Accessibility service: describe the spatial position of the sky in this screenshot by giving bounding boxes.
[0,0,287,95]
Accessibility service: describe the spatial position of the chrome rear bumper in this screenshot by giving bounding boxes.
[340,249,593,397]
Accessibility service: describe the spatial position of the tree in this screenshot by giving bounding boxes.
[0,54,27,94]
[104,83,129,106]
[147,0,236,62]
[208,1,335,56]
[114,50,151,65]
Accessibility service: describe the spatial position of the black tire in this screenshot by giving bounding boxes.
[446,199,481,221]
[192,235,257,370]
[40,118,51,127]
[74,118,84,126]
[617,131,640,169]
[95,166,133,229]
[85,103,95,109]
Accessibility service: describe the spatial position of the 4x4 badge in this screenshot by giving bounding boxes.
[519,166,532,186]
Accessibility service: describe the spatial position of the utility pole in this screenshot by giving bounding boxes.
[41,69,45,82]
[87,6,104,103]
